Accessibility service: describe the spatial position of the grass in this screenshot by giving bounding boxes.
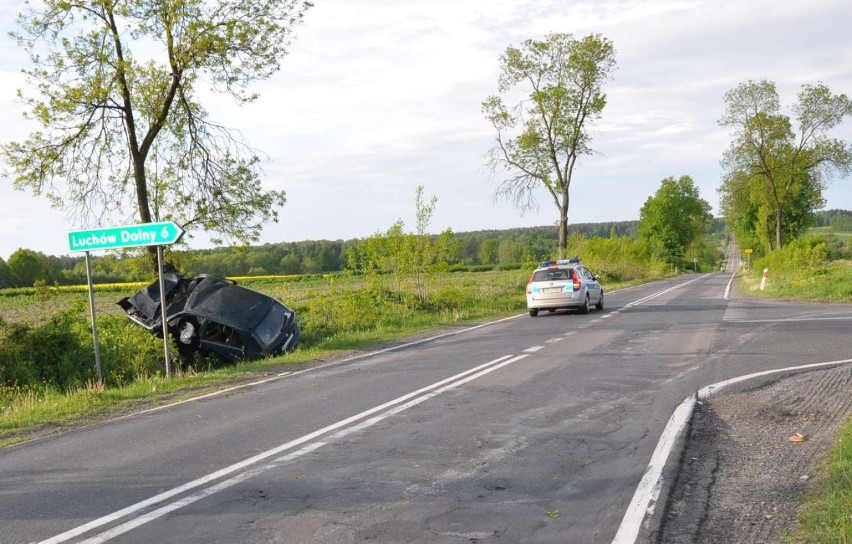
[790,417,852,543]
[737,261,852,303]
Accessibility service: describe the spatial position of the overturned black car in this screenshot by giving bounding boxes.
[118,273,300,363]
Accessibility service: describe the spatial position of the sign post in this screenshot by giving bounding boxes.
[68,221,185,380]
[744,248,753,270]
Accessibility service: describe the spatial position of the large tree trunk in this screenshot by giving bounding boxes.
[775,207,783,250]
[558,208,569,259]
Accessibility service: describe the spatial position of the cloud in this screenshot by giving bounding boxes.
[0,0,851,259]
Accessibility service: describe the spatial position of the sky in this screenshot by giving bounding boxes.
[1,0,851,260]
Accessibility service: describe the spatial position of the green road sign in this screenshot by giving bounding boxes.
[68,221,184,252]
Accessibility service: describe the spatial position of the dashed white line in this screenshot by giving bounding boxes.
[524,346,545,352]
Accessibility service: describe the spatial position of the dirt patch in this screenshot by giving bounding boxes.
[658,364,852,543]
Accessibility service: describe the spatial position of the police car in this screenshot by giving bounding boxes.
[525,258,604,317]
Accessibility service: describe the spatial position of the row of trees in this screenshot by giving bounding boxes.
[0,220,644,288]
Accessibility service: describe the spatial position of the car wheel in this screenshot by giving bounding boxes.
[595,291,604,311]
[175,318,200,363]
[529,309,539,317]
[581,294,590,314]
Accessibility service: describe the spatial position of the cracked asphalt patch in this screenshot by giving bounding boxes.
[658,364,852,543]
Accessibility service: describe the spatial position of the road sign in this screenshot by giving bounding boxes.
[68,221,184,252]
[744,248,753,254]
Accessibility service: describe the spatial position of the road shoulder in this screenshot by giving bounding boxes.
[656,364,852,543]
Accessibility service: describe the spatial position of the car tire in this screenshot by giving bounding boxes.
[595,291,604,311]
[581,294,591,314]
[175,318,200,364]
[529,309,539,317]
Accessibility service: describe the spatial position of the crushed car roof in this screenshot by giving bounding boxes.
[183,276,275,329]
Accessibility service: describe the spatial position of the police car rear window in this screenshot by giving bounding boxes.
[533,270,571,281]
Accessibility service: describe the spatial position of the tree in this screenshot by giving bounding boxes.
[478,239,499,265]
[348,187,457,305]
[0,258,15,289]
[639,176,712,266]
[3,0,312,260]
[7,249,53,287]
[482,33,616,258]
[718,80,852,251]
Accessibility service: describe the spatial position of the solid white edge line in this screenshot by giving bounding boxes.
[724,269,736,301]
[698,358,852,399]
[38,354,518,544]
[611,394,696,544]
[611,357,852,544]
[76,354,531,543]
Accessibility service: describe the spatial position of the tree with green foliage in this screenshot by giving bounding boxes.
[348,187,457,305]
[639,176,713,266]
[7,249,54,287]
[482,32,616,259]
[2,0,312,260]
[718,80,852,251]
[0,258,16,289]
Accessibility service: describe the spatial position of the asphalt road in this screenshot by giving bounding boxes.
[3,267,852,544]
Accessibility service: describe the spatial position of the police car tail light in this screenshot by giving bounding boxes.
[571,270,581,291]
[526,273,535,294]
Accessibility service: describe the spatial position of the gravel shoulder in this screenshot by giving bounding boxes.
[656,363,852,543]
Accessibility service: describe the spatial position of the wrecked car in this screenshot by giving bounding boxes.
[118,272,300,363]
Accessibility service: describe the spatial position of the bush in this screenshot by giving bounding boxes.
[757,236,831,283]
[0,307,168,390]
[0,310,91,390]
[295,289,386,345]
[95,315,167,384]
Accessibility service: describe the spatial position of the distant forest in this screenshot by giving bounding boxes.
[11,209,852,289]
[0,221,650,288]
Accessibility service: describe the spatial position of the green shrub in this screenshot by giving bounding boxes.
[95,315,167,385]
[0,310,91,390]
[0,320,38,387]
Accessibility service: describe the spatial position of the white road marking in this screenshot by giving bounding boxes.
[545,337,564,343]
[524,346,545,352]
[611,394,696,544]
[723,315,852,324]
[41,354,530,544]
[623,275,709,309]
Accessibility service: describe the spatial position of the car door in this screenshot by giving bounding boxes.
[578,266,601,302]
[199,319,246,362]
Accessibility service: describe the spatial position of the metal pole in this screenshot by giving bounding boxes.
[84,251,103,382]
[157,245,171,377]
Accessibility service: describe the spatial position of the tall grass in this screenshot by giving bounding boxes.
[792,417,852,543]
[740,236,852,302]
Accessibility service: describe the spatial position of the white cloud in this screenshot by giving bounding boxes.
[0,0,851,259]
